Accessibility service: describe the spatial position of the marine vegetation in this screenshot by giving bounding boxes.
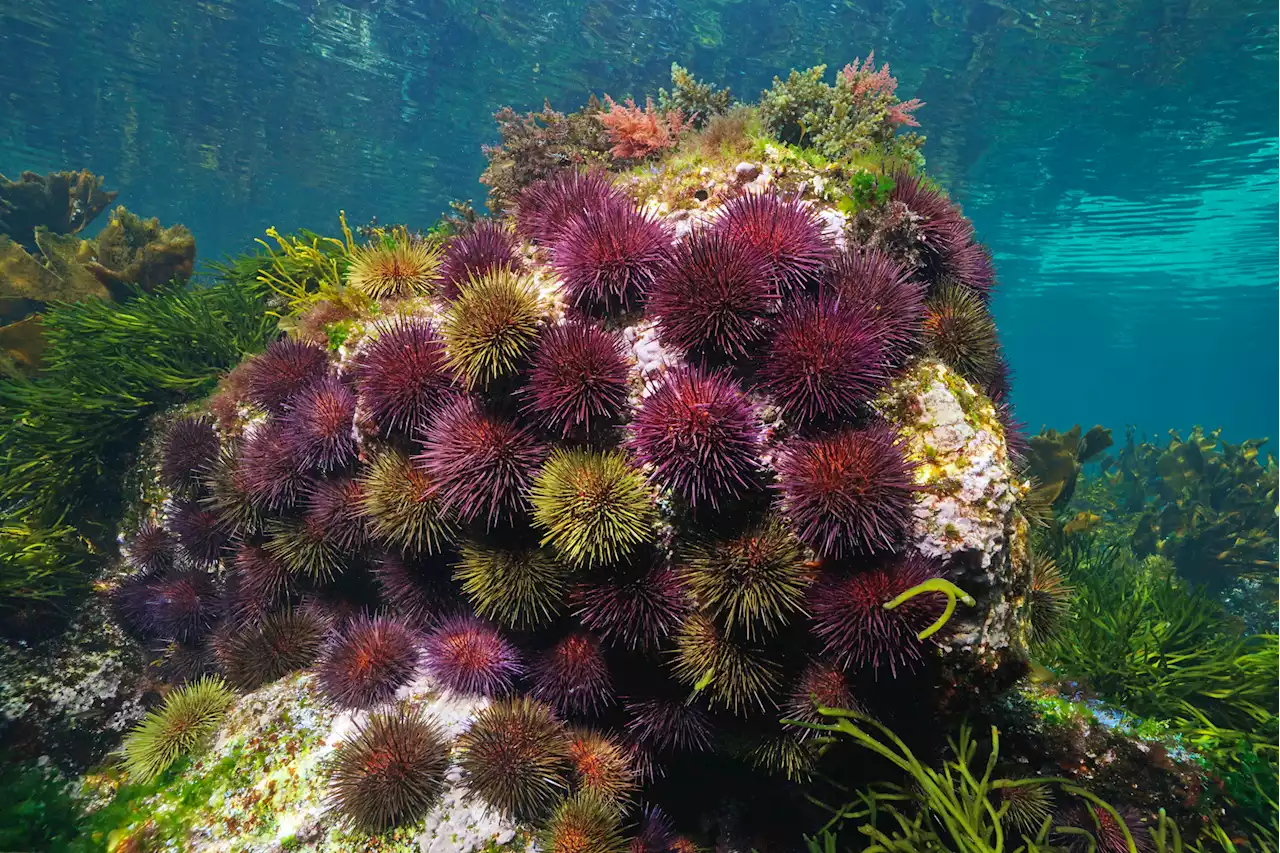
[1099,426,1278,591]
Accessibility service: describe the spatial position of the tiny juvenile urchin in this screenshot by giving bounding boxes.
[326,704,452,831]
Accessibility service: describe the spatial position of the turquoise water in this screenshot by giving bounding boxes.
[1,0,1276,440]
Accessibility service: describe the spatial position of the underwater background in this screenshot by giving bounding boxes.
[1,0,1276,442]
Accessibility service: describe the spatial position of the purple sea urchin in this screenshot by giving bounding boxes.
[235,419,311,511]
[775,424,916,557]
[759,294,888,426]
[649,228,774,360]
[622,697,713,753]
[628,368,761,508]
[783,659,860,731]
[316,614,422,709]
[824,247,925,367]
[169,499,230,565]
[326,704,451,831]
[522,321,631,438]
[457,696,572,820]
[573,555,687,650]
[439,220,523,300]
[809,556,945,676]
[552,201,672,316]
[304,476,368,553]
[415,398,547,528]
[371,552,454,628]
[160,416,220,494]
[422,614,522,696]
[283,372,357,472]
[516,170,626,245]
[124,521,175,575]
[241,339,329,413]
[355,318,455,438]
[530,632,613,717]
[142,569,219,642]
[227,543,291,622]
[711,191,832,294]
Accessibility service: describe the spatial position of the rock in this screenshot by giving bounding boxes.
[734,161,760,182]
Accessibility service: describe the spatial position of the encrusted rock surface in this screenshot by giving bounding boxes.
[878,358,1031,673]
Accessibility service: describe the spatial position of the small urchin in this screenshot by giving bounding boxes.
[628,367,762,509]
[121,676,235,783]
[160,415,220,495]
[422,614,523,697]
[326,704,452,831]
[457,696,572,821]
[522,321,631,438]
[315,614,422,709]
[415,398,547,529]
[808,555,945,676]
[774,423,916,558]
[923,283,1001,387]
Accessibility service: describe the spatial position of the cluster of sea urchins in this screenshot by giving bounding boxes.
[114,167,1015,841]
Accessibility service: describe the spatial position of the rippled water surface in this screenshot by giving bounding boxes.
[2,0,1276,439]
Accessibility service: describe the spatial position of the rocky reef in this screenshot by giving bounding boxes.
[3,59,1269,853]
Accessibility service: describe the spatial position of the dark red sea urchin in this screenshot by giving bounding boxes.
[316,614,422,709]
[227,543,291,622]
[572,553,688,651]
[759,293,889,427]
[711,191,832,295]
[235,419,311,511]
[415,398,547,528]
[439,220,523,300]
[628,368,761,508]
[141,569,219,642]
[775,423,916,557]
[530,632,613,717]
[809,555,945,676]
[824,246,925,367]
[522,321,631,438]
[649,227,774,360]
[169,499,230,565]
[124,520,176,575]
[622,697,713,753]
[784,659,860,731]
[422,614,522,697]
[304,476,368,553]
[240,338,330,413]
[283,372,358,472]
[355,318,456,439]
[160,416,220,494]
[552,200,672,316]
[515,170,627,245]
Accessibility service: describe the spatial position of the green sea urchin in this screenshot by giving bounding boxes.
[359,449,457,555]
[458,696,572,820]
[454,540,572,630]
[441,269,544,390]
[530,448,656,568]
[122,676,235,783]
